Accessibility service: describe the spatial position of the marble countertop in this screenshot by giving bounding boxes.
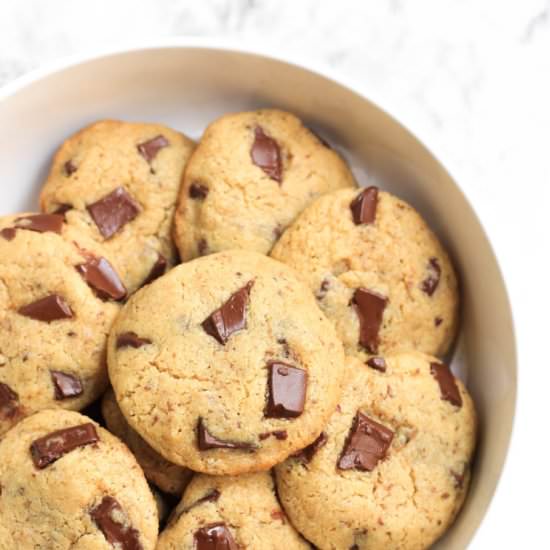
[1,0,548,547]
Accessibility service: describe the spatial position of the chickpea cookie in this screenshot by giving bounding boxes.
[173,109,357,260]
[275,352,476,550]
[157,472,310,549]
[39,120,195,294]
[108,250,345,475]
[0,409,158,549]
[0,213,123,436]
[271,187,459,360]
[102,387,193,495]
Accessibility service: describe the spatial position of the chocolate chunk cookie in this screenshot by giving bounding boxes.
[173,109,356,260]
[271,187,459,359]
[0,409,158,549]
[102,388,192,495]
[39,120,194,294]
[275,352,476,550]
[108,250,345,475]
[0,214,122,435]
[157,472,310,549]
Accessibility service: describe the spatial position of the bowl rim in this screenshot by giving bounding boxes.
[0,36,518,545]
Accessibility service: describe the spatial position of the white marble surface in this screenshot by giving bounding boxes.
[0,1,548,547]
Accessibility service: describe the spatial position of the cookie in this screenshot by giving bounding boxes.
[173,109,356,260]
[271,187,459,359]
[0,409,158,549]
[275,352,476,550]
[108,250,345,475]
[157,472,310,549]
[102,387,193,495]
[0,213,122,436]
[40,120,195,294]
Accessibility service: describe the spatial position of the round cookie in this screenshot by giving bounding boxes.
[102,387,193,495]
[275,352,476,550]
[40,119,195,294]
[0,409,158,549]
[271,187,459,359]
[108,250,345,475]
[0,213,123,436]
[173,109,356,260]
[157,472,310,549]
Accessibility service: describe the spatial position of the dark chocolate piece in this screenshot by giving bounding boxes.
[116,332,152,349]
[197,418,255,451]
[54,204,73,216]
[201,281,253,345]
[141,254,167,286]
[250,126,282,182]
[292,432,328,463]
[430,362,462,407]
[338,412,394,471]
[64,160,77,176]
[189,182,209,200]
[421,257,441,296]
[350,187,378,225]
[0,227,16,241]
[272,430,288,440]
[30,423,99,469]
[137,135,169,163]
[91,496,143,550]
[434,316,443,327]
[266,362,307,418]
[87,187,140,239]
[50,371,83,400]
[366,357,387,372]
[0,383,19,419]
[352,288,388,354]
[18,294,73,322]
[76,256,126,301]
[14,214,64,234]
[194,523,238,550]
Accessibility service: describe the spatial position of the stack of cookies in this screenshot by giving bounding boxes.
[0,110,476,550]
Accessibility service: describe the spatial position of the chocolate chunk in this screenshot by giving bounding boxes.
[30,423,99,469]
[197,418,255,451]
[64,160,77,176]
[421,258,441,296]
[350,187,378,225]
[430,362,462,407]
[352,288,388,354]
[272,430,288,440]
[266,362,307,418]
[434,316,443,327]
[137,135,169,163]
[259,432,271,440]
[0,383,19,419]
[76,256,127,301]
[338,412,394,471]
[366,357,386,372]
[91,496,143,550]
[194,523,238,550]
[116,332,152,349]
[87,187,140,239]
[141,254,167,286]
[189,182,209,200]
[0,227,16,241]
[54,204,73,216]
[202,281,254,345]
[50,371,83,400]
[250,126,282,182]
[14,214,64,234]
[18,294,73,322]
[292,432,328,463]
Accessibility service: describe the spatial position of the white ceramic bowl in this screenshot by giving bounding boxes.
[0,40,516,548]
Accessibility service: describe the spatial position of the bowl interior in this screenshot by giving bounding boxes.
[0,45,516,548]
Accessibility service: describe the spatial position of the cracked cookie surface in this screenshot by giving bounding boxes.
[0,409,158,549]
[271,188,459,360]
[173,109,356,260]
[107,250,345,475]
[39,120,195,294]
[0,214,122,436]
[275,352,476,550]
[157,472,310,549]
